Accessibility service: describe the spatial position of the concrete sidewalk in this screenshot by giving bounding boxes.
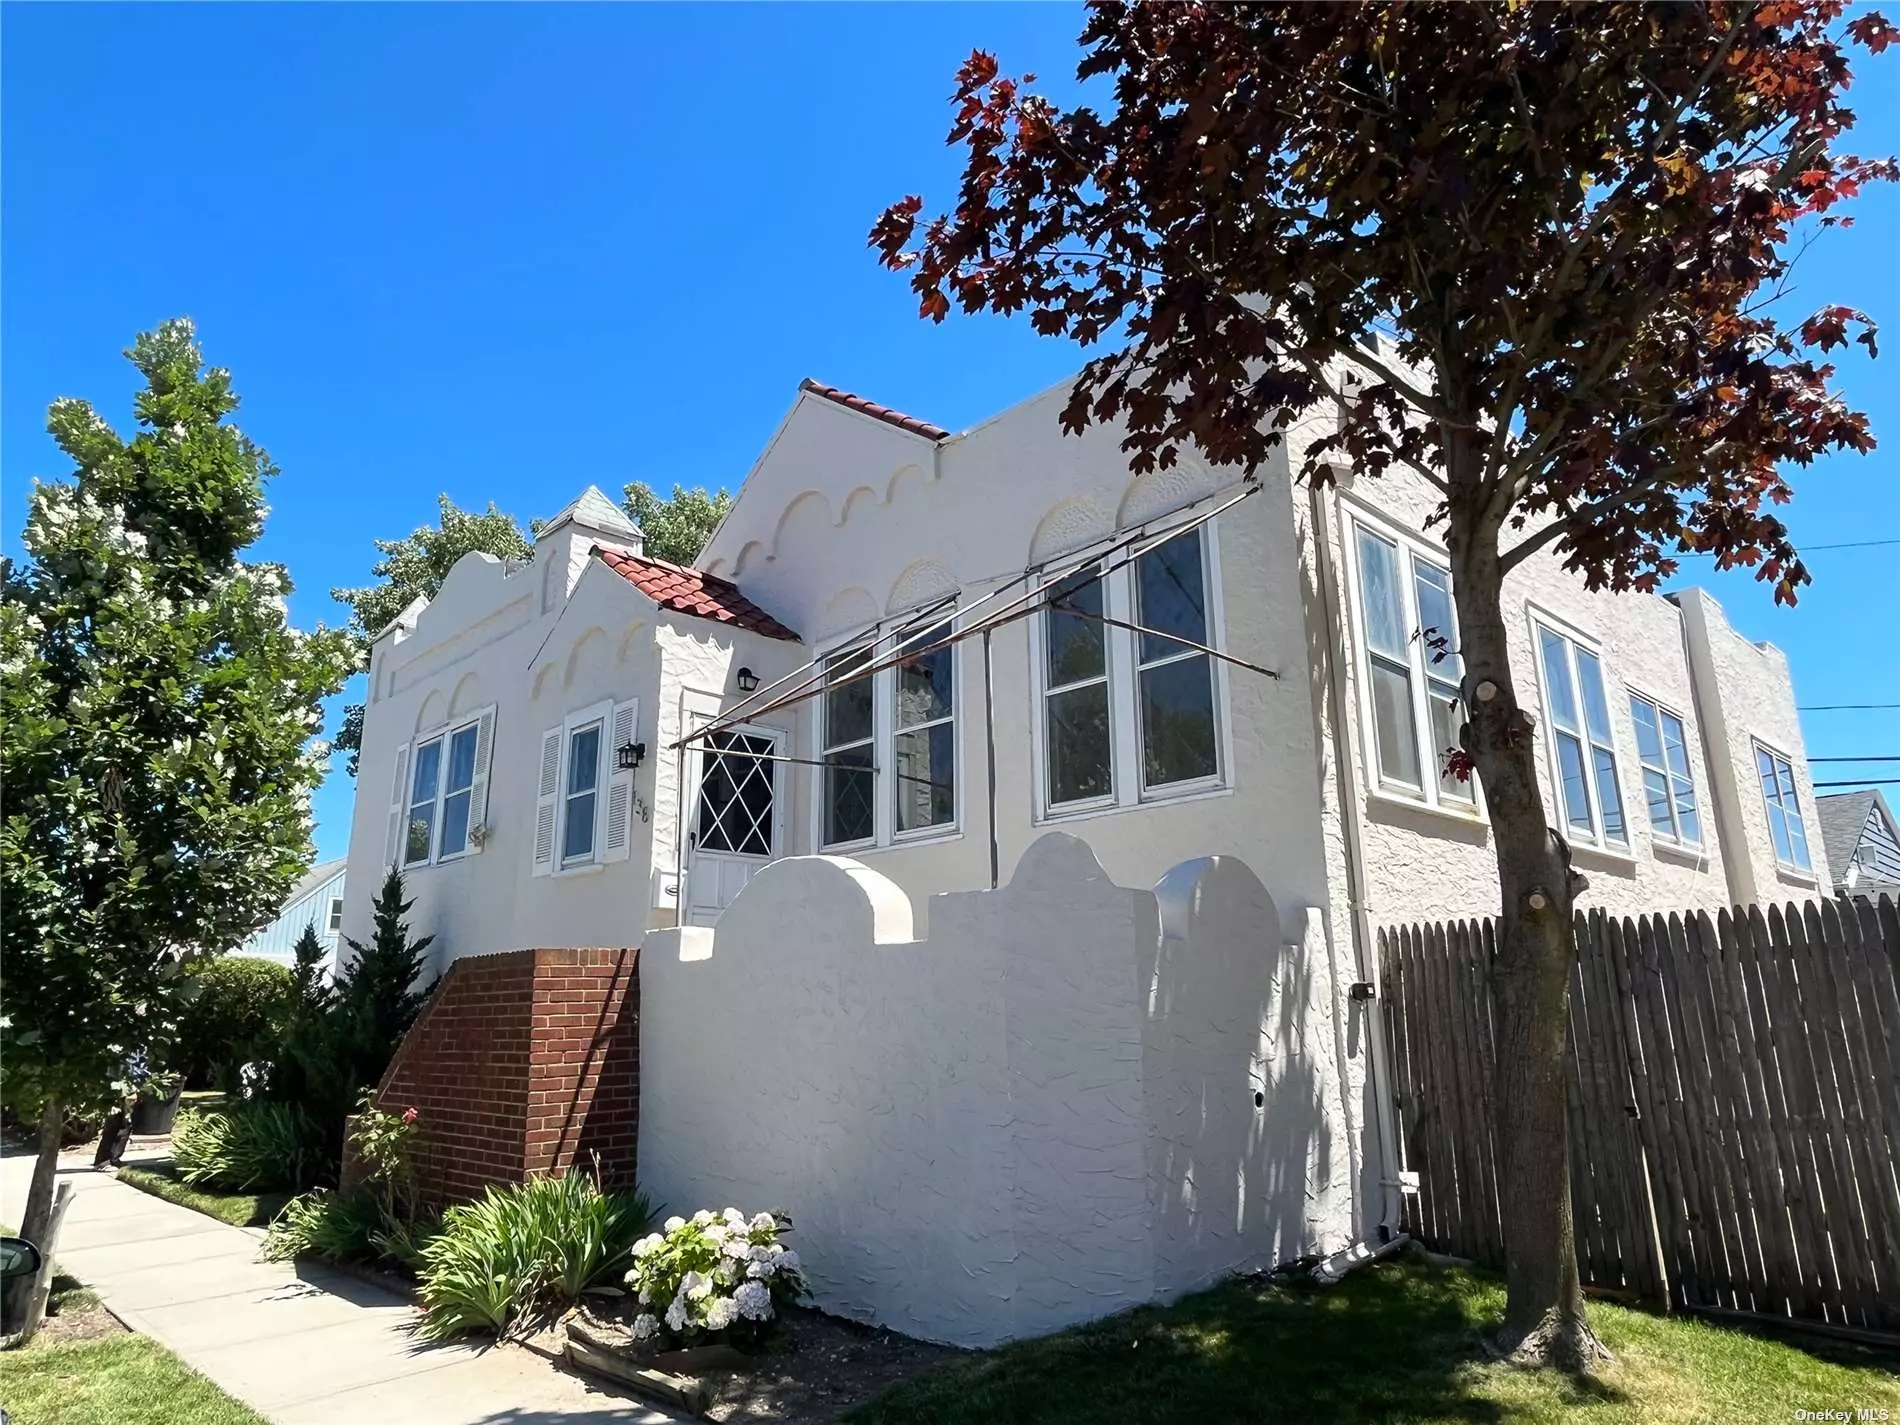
[1,1147,681,1425]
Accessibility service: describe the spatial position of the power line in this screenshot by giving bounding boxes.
[1809,756,1900,763]
[1815,778,1900,787]
[1676,537,1900,556]
[1802,704,1900,711]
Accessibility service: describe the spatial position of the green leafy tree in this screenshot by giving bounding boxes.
[172,956,295,1091]
[0,319,356,1255]
[620,481,731,565]
[329,496,532,776]
[873,1,1893,1365]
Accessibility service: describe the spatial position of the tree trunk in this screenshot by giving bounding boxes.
[5,1098,64,1337]
[1447,507,1607,1371]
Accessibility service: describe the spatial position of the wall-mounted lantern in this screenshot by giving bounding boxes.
[616,741,647,772]
[735,666,760,693]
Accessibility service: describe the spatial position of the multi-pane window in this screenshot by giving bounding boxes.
[1535,625,1627,849]
[818,621,959,850]
[1755,744,1812,872]
[327,897,344,933]
[1350,524,1472,808]
[1044,564,1114,807]
[821,645,876,848]
[893,622,956,835]
[405,719,482,865]
[562,722,602,866]
[1036,526,1223,815]
[1629,694,1701,847]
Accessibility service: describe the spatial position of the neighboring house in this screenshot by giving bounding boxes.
[237,857,347,971]
[341,366,1831,971]
[1816,788,1900,900]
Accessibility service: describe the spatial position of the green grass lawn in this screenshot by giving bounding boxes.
[113,1163,290,1228]
[847,1260,1900,1425]
[0,1334,270,1425]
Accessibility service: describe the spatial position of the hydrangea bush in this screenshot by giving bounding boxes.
[625,1209,806,1348]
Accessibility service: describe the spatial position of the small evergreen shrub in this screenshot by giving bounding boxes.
[624,1209,806,1349]
[416,1171,657,1341]
[170,1102,321,1193]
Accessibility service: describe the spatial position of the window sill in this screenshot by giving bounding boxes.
[553,862,606,879]
[1650,839,1710,868]
[1569,841,1639,874]
[865,829,966,855]
[1035,782,1234,828]
[1774,865,1819,890]
[1365,787,1487,832]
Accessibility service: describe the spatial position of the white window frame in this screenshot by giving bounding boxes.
[1528,610,1630,854]
[1627,687,1703,850]
[1028,521,1230,822]
[327,897,344,933]
[397,706,496,869]
[1753,739,1813,875]
[558,704,609,871]
[813,612,962,853]
[1339,506,1480,818]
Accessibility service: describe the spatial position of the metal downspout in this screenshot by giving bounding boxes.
[1309,480,1407,1241]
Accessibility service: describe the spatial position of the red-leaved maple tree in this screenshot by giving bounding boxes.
[872,0,1892,1366]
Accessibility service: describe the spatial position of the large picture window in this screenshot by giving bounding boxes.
[402,714,488,867]
[1755,743,1812,873]
[817,620,958,850]
[1347,520,1473,810]
[1034,524,1225,816]
[1629,693,1701,848]
[1534,622,1628,851]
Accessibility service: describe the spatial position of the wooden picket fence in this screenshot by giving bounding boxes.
[1378,894,1900,1338]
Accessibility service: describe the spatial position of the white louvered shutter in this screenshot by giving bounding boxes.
[466,707,497,854]
[384,742,410,869]
[603,698,640,863]
[532,727,563,877]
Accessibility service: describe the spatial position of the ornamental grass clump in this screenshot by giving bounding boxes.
[171,1102,322,1193]
[624,1209,807,1350]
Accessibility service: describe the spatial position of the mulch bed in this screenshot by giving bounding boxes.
[35,1298,127,1347]
[568,1302,961,1423]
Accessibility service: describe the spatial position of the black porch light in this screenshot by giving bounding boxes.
[735,666,760,693]
[617,740,647,772]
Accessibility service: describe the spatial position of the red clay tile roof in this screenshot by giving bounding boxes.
[800,378,950,442]
[596,548,801,642]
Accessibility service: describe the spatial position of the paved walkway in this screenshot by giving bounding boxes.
[1,1147,681,1425]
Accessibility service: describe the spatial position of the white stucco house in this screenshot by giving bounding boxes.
[339,364,1831,1341]
[341,368,1827,965]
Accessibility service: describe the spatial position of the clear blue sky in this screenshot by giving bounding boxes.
[5,3,1896,866]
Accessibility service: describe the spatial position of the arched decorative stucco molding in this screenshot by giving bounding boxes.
[1028,495,1115,564]
[563,626,610,689]
[702,556,731,578]
[414,688,448,734]
[1115,456,1230,530]
[768,490,834,565]
[818,586,881,641]
[838,484,881,527]
[530,663,560,703]
[731,539,767,577]
[885,461,932,507]
[716,854,917,950]
[886,558,960,616]
[447,672,487,719]
[615,620,651,665]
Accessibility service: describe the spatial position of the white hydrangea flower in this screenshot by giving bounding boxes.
[734,1282,773,1322]
[691,1210,716,1227]
[746,1259,770,1280]
[632,1234,663,1258]
[704,1224,727,1246]
[717,1259,742,1286]
[722,1208,748,1229]
[681,1271,712,1301]
[664,1216,686,1233]
[703,1297,737,1332]
[721,1235,752,1261]
[777,1249,801,1274]
[749,1212,777,1234]
[631,1313,660,1342]
[664,1299,688,1334]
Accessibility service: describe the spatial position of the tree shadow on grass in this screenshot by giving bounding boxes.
[844,1260,1630,1425]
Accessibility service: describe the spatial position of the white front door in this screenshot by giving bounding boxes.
[683,726,782,927]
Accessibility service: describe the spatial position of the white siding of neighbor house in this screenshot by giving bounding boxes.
[237,861,347,968]
[640,835,1359,1347]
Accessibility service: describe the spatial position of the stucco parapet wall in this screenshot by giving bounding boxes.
[638,832,1359,1347]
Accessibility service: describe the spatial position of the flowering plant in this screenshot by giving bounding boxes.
[624,1209,806,1349]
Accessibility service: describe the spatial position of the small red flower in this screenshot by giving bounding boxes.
[402,1107,418,1125]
